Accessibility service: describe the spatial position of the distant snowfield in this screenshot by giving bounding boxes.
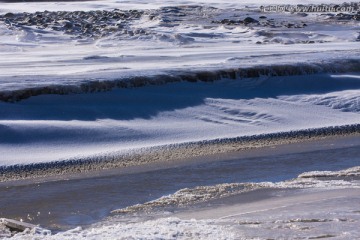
[0,1,359,92]
[0,1,359,167]
[0,0,349,13]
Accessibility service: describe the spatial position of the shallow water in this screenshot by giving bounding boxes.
[0,141,360,231]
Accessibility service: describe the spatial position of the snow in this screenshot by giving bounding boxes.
[9,217,235,240]
[0,1,359,239]
[0,3,359,93]
[0,0,353,13]
[0,1,359,167]
[0,74,359,166]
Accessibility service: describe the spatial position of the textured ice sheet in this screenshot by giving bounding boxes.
[113,166,360,214]
[9,166,360,240]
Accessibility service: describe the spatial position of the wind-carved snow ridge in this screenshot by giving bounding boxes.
[1,59,360,102]
[279,90,360,113]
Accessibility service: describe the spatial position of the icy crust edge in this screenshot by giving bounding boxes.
[1,59,360,102]
[112,165,360,215]
[1,124,360,182]
[299,166,360,178]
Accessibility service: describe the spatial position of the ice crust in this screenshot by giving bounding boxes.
[9,166,360,240]
[113,166,360,214]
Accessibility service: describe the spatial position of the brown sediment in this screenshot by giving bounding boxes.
[1,124,360,183]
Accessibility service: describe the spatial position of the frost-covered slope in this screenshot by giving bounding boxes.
[0,74,359,166]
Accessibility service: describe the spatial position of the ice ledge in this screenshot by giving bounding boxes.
[1,59,360,102]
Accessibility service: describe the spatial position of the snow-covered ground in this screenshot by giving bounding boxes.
[0,74,360,166]
[0,0,354,13]
[0,3,359,94]
[1,1,360,239]
[0,1,359,167]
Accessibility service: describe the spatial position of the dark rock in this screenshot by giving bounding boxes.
[297,13,308,17]
[336,13,353,20]
[4,19,12,26]
[148,15,156,20]
[84,23,92,29]
[321,13,335,17]
[228,20,236,24]
[52,26,62,31]
[4,12,15,18]
[287,23,295,28]
[243,17,258,24]
[25,17,35,24]
[259,16,267,19]
[62,20,73,29]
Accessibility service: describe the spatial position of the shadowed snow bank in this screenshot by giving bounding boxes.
[1,59,360,102]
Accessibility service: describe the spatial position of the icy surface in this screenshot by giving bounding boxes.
[113,166,360,214]
[9,166,360,240]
